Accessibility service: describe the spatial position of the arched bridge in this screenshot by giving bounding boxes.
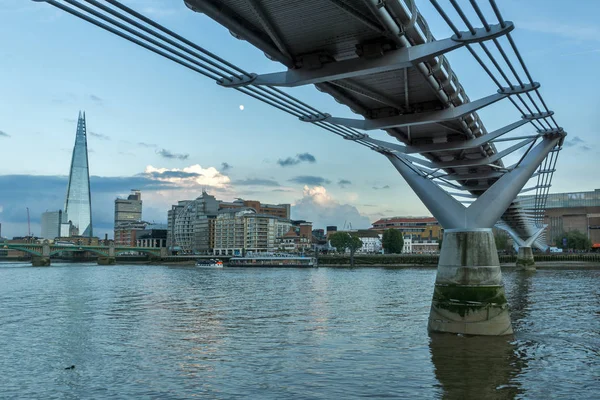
[3,242,164,258]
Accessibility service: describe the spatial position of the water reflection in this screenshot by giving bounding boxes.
[508,270,535,328]
[430,333,524,400]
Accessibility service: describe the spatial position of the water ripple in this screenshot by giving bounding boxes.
[0,264,598,399]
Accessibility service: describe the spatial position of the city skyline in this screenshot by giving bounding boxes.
[1,0,599,239]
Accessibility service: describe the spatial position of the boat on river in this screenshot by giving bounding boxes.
[228,253,317,268]
[196,259,223,268]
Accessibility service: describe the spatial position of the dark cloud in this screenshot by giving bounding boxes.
[0,174,177,235]
[157,148,189,160]
[338,179,352,187]
[272,188,294,192]
[277,152,317,167]
[288,176,331,186]
[297,153,316,163]
[580,145,592,151]
[90,94,104,104]
[145,170,201,179]
[138,142,157,148]
[0,174,182,239]
[373,185,390,190]
[0,130,9,138]
[571,136,584,144]
[277,157,298,167]
[221,162,232,172]
[89,131,110,140]
[563,136,586,148]
[232,178,280,187]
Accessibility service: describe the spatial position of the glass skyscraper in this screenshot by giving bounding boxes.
[64,111,93,237]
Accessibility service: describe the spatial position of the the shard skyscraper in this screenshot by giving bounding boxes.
[64,111,93,237]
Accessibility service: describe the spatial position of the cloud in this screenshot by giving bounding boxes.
[373,185,390,190]
[571,136,584,144]
[89,131,110,140]
[157,148,189,160]
[563,136,590,151]
[221,162,232,172]
[144,165,230,188]
[138,142,157,148]
[288,176,331,186]
[146,170,201,179]
[0,163,232,238]
[297,153,316,163]
[338,179,352,188]
[517,17,600,43]
[64,118,77,123]
[272,188,294,192]
[0,130,10,138]
[232,178,280,187]
[291,186,371,229]
[90,94,104,104]
[0,174,176,238]
[277,152,317,167]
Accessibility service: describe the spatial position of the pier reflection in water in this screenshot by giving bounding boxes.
[429,334,523,400]
[0,264,598,399]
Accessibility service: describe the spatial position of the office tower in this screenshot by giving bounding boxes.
[64,111,93,237]
[114,190,142,226]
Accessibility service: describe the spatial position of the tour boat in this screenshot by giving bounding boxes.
[196,259,224,268]
[228,253,317,268]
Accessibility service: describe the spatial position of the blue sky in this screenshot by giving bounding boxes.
[1,0,598,239]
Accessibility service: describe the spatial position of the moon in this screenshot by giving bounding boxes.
[239,105,244,111]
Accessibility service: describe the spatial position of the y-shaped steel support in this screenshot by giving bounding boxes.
[386,132,563,335]
[499,224,547,271]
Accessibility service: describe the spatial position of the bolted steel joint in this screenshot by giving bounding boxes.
[217,73,256,88]
[523,111,554,120]
[343,134,369,140]
[498,82,540,95]
[299,113,330,122]
[452,22,515,43]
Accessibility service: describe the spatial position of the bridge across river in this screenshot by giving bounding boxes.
[2,241,165,266]
[33,0,567,336]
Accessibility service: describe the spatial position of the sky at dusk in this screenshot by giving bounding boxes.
[1,0,599,239]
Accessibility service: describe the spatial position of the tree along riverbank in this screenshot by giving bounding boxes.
[317,253,600,268]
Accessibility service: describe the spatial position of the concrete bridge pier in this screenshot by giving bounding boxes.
[429,229,512,335]
[32,241,51,266]
[32,256,51,266]
[516,246,535,271]
[97,257,116,265]
[98,241,116,265]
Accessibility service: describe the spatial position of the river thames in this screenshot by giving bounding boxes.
[1,263,598,399]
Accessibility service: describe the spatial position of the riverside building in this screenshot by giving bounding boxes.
[114,190,142,226]
[517,188,600,248]
[168,192,219,254]
[40,210,72,240]
[167,193,292,254]
[371,216,442,241]
[212,209,290,256]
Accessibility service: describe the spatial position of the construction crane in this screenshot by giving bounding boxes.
[26,207,31,237]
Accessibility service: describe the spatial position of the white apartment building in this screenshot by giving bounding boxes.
[213,209,278,256]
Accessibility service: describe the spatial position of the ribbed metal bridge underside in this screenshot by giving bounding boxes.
[35,0,564,248]
[184,0,562,247]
